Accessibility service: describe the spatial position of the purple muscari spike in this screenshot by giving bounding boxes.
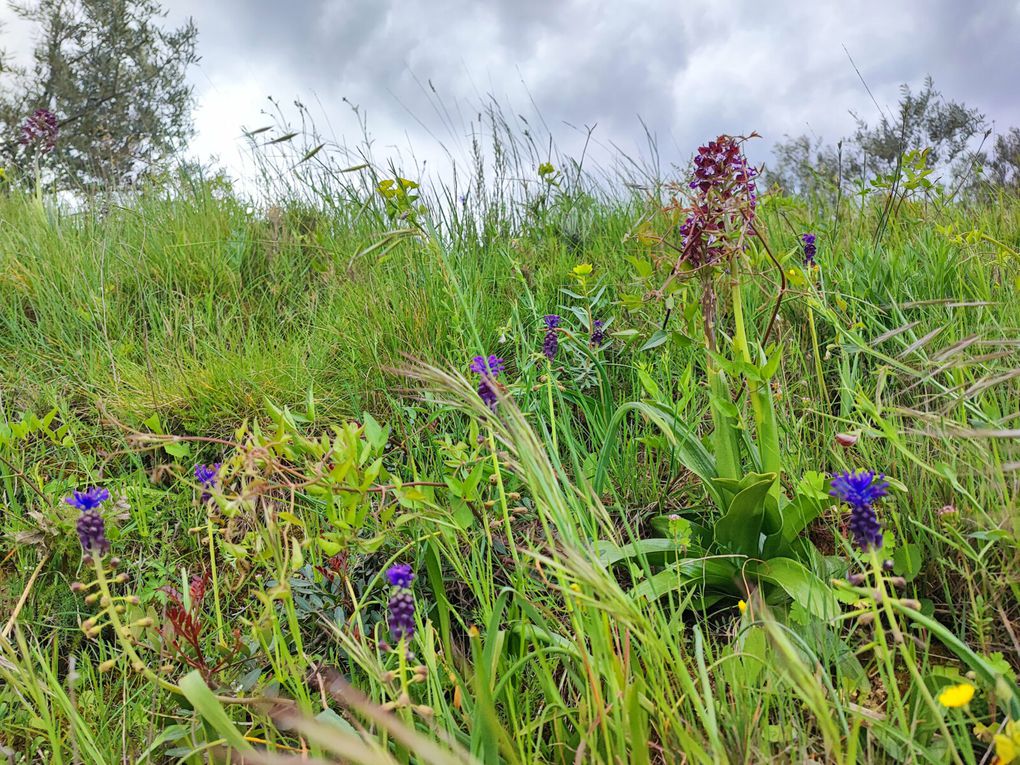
[194,463,221,502]
[64,487,110,512]
[590,319,606,348]
[385,563,414,589]
[470,355,505,377]
[802,233,817,266]
[76,509,109,555]
[385,563,416,641]
[470,355,505,410]
[542,314,560,361]
[830,470,890,551]
[477,378,499,411]
[387,591,415,640]
[194,463,220,487]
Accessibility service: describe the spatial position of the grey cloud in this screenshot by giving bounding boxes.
[157,0,1020,179]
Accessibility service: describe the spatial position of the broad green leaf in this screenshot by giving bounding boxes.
[746,558,839,620]
[629,558,740,602]
[893,543,922,581]
[178,670,252,752]
[713,473,775,556]
[595,538,690,567]
[639,330,669,352]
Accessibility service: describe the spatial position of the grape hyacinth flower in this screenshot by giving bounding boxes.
[802,233,817,267]
[542,314,560,361]
[590,320,606,348]
[66,487,111,555]
[470,355,505,411]
[385,564,415,642]
[19,108,59,153]
[194,463,220,502]
[65,487,110,511]
[830,470,890,551]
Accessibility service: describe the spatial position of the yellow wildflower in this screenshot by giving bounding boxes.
[994,719,1020,764]
[937,683,975,708]
[737,599,747,614]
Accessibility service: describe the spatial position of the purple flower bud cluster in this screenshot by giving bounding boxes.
[385,564,415,642]
[194,463,220,502]
[689,136,758,208]
[802,233,817,267]
[19,108,59,153]
[66,487,111,555]
[830,470,890,551]
[590,320,606,348]
[470,355,505,411]
[542,314,560,361]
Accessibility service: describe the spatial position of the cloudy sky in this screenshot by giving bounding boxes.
[6,0,1020,185]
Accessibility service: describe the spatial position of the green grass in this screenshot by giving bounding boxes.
[1,149,1019,764]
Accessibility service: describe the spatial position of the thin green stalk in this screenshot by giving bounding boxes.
[869,551,963,765]
[806,300,831,411]
[206,510,225,644]
[488,426,521,567]
[729,254,781,491]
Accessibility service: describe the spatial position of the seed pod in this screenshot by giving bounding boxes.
[98,659,117,673]
[835,432,859,448]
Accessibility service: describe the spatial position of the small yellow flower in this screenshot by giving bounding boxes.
[569,583,581,593]
[737,599,747,614]
[994,719,1020,764]
[937,683,975,708]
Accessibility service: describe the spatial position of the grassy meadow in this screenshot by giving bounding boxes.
[0,133,1019,764]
